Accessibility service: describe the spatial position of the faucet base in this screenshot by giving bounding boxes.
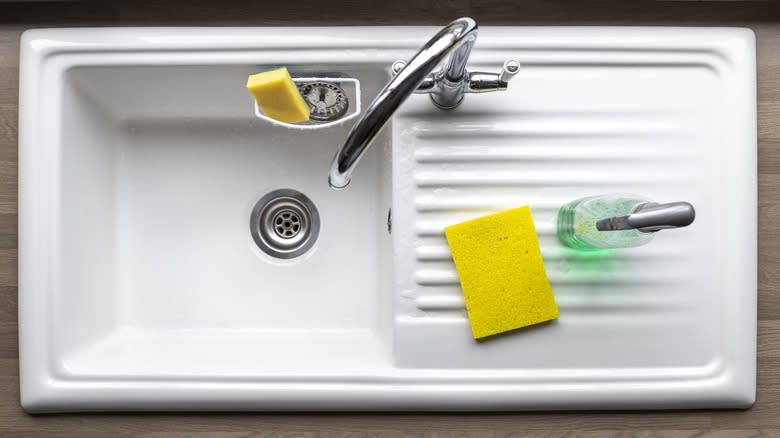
[430,93,464,110]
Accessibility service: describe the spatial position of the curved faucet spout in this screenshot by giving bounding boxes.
[328,17,478,190]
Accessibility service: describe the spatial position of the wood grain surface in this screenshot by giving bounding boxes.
[1,1,779,436]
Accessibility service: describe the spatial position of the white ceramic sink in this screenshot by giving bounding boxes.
[19,27,756,412]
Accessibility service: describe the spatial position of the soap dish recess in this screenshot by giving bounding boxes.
[253,77,361,130]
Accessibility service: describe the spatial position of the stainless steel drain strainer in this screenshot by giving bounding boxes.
[273,209,301,238]
[250,189,320,259]
[298,81,349,121]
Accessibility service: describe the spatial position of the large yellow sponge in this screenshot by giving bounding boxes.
[246,68,310,124]
[444,206,559,339]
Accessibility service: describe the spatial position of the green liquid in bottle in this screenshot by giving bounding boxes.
[557,194,656,250]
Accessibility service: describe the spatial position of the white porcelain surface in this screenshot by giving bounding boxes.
[19,26,756,412]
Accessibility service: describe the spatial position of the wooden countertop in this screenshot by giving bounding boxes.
[1,1,778,436]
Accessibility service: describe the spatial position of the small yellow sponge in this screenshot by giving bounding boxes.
[246,68,310,124]
[444,206,559,339]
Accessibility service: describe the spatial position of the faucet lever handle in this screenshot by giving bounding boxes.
[499,59,520,83]
[391,60,407,76]
[392,60,438,93]
[466,59,520,93]
[392,58,519,94]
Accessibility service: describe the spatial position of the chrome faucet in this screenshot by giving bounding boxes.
[328,17,520,190]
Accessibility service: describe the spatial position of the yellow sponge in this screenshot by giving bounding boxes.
[444,206,559,339]
[246,68,310,124]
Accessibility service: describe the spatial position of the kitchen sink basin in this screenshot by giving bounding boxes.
[52,63,393,377]
[19,27,756,412]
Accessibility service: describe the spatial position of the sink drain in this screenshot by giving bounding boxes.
[250,189,320,259]
[273,209,302,238]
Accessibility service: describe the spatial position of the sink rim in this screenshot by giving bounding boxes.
[19,26,757,412]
